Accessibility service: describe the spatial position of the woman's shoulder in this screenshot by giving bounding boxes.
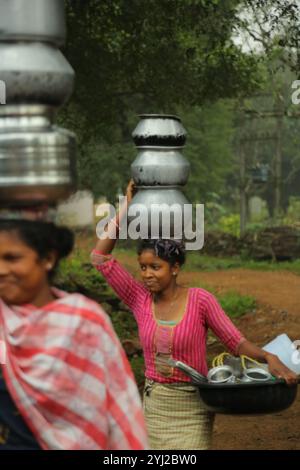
[189,286,217,304]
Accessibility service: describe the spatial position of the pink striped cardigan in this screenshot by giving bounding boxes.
[95,256,246,383]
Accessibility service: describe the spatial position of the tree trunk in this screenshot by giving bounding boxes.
[239,105,247,235]
[273,98,284,219]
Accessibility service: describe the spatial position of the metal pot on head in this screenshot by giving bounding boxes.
[131,147,190,186]
[132,114,187,147]
[0,42,74,106]
[128,187,190,238]
[0,0,66,46]
[130,114,190,238]
[0,0,77,209]
[0,106,76,205]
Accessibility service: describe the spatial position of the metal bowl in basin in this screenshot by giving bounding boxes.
[243,367,271,382]
[207,365,234,384]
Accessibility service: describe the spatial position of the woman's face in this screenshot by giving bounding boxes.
[138,249,180,293]
[0,231,53,305]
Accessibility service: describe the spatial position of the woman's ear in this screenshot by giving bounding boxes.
[171,262,180,276]
[43,251,58,271]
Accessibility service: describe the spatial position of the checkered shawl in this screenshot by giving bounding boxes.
[0,289,147,450]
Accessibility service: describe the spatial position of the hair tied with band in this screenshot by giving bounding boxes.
[154,239,185,258]
[137,239,186,266]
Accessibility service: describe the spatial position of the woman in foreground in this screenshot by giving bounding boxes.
[0,215,147,450]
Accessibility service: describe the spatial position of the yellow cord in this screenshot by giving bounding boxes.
[212,353,263,369]
[212,352,231,368]
[240,355,262,370]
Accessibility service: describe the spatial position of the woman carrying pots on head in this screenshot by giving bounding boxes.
[0,210,147,450]
[91,180,298,450]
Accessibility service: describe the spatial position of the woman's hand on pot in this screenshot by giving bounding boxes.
[125,179,137,204]
[266,353,298,385]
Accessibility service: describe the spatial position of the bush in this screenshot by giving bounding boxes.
[219,291,256,318]
[54,254,115,304]
[218,213,240,237]
[283,197,300,226]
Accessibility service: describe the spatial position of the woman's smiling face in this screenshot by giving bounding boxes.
[0,231,51,305]
[138,249,179,293]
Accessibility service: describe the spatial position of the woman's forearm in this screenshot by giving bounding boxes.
[94,181,135,255]
[237,340,273,362]
[95,201,127,254]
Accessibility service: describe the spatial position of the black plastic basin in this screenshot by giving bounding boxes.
[195,379,298,415]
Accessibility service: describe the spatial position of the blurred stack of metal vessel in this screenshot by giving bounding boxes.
[0,0,76,207]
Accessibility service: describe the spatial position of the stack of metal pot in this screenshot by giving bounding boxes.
[0,0,76,207]
[130,114,190,237]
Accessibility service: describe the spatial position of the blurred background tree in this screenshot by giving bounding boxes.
[58,0,300,232]
[60,0,261,201]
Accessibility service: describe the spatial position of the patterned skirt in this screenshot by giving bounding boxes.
[143,379,215,450]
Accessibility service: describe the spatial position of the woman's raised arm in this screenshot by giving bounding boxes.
[94,180,136,255]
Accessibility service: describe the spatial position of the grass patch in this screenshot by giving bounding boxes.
[185,251,300,275]
[54,253,115,304]
[243,258,300,275]
[129,355,145,390]
[218,291,256,319]
[184,254,243,272]
[115,247,300,276]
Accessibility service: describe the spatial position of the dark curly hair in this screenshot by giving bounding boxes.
[137,239,186,266]
[0,219,74,279]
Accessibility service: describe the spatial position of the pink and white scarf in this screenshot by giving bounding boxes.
[0,289,148,450]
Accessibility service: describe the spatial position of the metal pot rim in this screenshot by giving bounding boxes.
[243,367,272,381]
[0,105,55,118]
[138,114,182,122]
[207,365,234,383]
[135,145,185,150]
[133,185,183,189]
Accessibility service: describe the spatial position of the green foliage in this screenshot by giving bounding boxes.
[218,213,240,236]
[185,253,243,271]
[56,1,300,221]
[129,356,146,390]
[283,197,300,225]
[54,253,115,303]
[59,0,263,200]
[76,141,135,202]
[241,0,300,70]
[218,291,256,318]
[182,101,236,204]
[244,222,270,233]
[185,251,300,275]
[109,309,138,341]
[55,252,138,334]
[204,194,228,226]
[55,252,141,384]
[64,0,260,133]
